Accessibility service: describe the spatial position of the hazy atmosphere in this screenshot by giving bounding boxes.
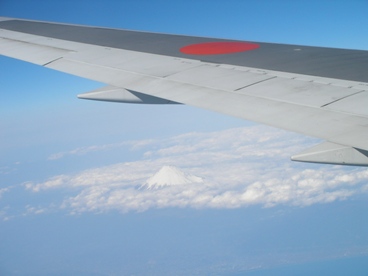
[1,1,368,275]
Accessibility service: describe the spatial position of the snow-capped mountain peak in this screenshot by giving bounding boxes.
[143,166,203,189]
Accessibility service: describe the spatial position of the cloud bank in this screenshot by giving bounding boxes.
[24,126,368,214]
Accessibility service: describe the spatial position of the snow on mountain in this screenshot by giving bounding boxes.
[142,166,203,190]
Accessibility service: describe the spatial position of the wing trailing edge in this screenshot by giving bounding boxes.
[291,142,368,166]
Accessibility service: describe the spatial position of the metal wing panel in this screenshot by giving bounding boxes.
[166,64,275,91]
[324,92,368,117]
[0,37,73,65]
[71,48,203,78]
[0,28,80,51]
[237,77,364,107]
[291,141,368,166]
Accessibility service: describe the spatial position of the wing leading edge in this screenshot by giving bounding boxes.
[1,17,368,166]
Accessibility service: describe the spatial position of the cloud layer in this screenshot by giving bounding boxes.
[24,126,368,214]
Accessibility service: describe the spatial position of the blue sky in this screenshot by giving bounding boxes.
[1,1,368,275]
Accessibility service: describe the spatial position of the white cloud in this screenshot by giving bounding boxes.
[23,205,47,216]
[48,144,114,160]
[0,187,11,199]
[0,206,11,221]
[48,138,158,161]
[24,126,368,214]
[24,175,70,192]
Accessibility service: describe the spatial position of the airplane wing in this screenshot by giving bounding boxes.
[1,17,368,166]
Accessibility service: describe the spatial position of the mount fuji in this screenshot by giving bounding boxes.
[142,166,203,190]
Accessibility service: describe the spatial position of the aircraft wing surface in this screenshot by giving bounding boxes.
[1,17,368,166]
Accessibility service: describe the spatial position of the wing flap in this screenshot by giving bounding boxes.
[237,77,363,107]
[291,141,368,166]
[324,91,368,116]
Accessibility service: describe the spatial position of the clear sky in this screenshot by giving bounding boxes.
[1,1,368,275]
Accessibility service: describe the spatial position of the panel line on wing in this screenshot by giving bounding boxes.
[42,57,63,67]
[0,37,74,52]
[0,36,74,65]
[320,90,365,107]
[234,76,277,91]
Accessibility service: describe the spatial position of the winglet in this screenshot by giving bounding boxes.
[291,141,368,166]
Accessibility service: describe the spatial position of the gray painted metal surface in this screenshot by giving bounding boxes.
[1,17,368,166]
